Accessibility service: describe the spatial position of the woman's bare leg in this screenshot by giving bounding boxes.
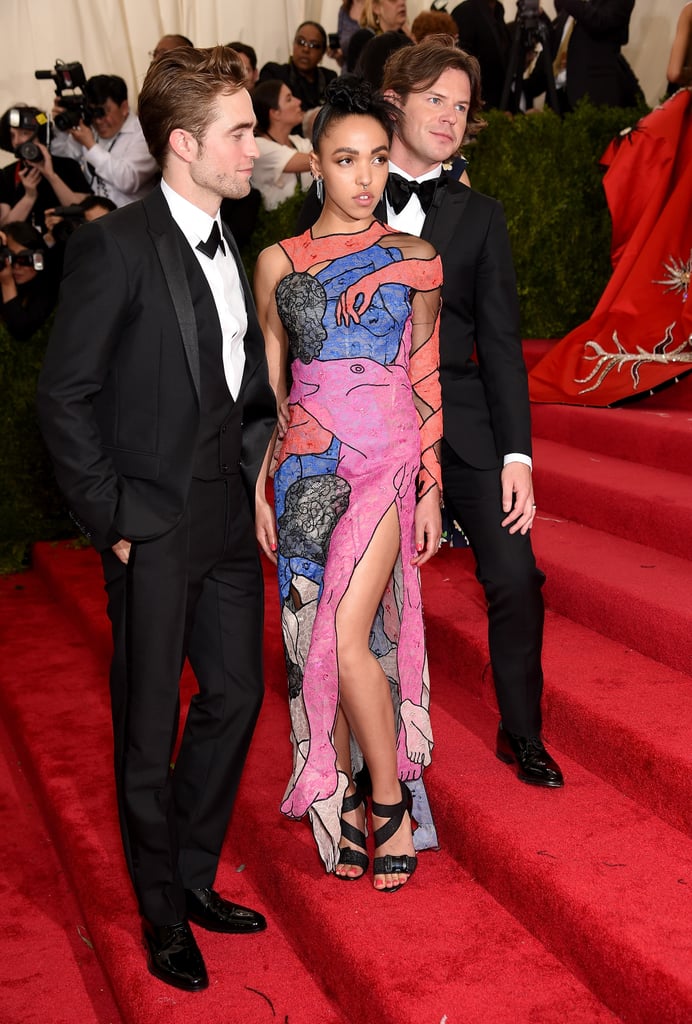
[335,502,415,891]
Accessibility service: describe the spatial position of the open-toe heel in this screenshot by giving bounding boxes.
[336,788,369,881]
[372,781,417,894]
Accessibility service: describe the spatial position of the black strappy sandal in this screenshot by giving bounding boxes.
[336,788,369,881]
[371,781,417,893]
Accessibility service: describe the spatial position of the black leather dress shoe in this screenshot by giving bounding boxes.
[142,919,208,992]
[496,723,565,788]
[185,887,267,934]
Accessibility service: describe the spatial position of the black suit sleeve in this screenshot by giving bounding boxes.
[53,155,92,194]
[474,202,532,459]
[560,0,634,35]
[37,220,129,550]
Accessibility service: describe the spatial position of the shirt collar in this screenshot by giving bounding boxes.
[160,178,221,249]
[388,160,443,184]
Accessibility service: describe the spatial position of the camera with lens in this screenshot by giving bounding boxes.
[0,107,49,164]
[17,139,43,163]
[0,244,44,271]
[50,204,86,245]
[34,60,104,131]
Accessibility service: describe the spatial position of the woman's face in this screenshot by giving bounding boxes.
[313,113,390,223]
[292,24,326,76]
[374,0,407,32]
[274,85,304,131]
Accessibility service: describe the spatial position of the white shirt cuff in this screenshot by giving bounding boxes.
[503,453,532,469]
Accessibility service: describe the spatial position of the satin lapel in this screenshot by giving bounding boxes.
[421,181,471,255]
[144,189,200,399]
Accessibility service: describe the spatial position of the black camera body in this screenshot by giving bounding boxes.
[517,0,541,31]
[0,244,44,271]
[34,61,104,132]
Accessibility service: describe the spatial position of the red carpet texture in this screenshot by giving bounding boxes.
[1,374,691,1023]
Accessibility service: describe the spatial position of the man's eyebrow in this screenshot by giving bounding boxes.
[227,119,256,131]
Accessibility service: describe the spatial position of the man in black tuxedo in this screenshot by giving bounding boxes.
[37,46,276,992]
[553,0,639,111]
[380,37,563,787]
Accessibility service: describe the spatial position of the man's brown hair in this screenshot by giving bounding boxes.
[139,45,247,168]
[382,34,486,143]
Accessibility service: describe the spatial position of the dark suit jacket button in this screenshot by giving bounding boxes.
[221,425,227,433]
[221,464,229,473]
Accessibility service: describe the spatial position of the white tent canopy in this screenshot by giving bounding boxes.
[0,0,681,156]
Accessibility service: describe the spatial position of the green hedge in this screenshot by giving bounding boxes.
[465,102,648,337]
[0,314,73,573]
[0,102,650,573]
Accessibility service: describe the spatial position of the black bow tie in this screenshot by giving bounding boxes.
[386,172,445,215]
[196,221,226,259]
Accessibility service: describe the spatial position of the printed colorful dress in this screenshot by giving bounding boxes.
[530,88,692,406]
[272,220,443,871]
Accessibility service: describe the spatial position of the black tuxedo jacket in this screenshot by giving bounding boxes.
[559,0,637,108]
[37,186,276,551]
[297,178,530,470]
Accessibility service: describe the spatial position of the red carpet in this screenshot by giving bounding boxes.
[1,362,691,1022]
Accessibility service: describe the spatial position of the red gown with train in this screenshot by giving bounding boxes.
[529,88,692,406]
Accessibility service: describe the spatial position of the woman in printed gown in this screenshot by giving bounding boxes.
[529,86,692,406]
[254,78,443,892]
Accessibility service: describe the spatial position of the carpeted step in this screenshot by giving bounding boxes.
[0,567,350,1024]
[531,403,692,477]
[533,437,692,561]
[0,715,123,1024]
[421,699,692,1024]
[255,582,692,1024]
[0,553,624,1024]
[531,515,692,676]
[234,679,625,1024]
[421,551,692,839]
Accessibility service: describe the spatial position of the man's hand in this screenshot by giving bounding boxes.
[255,496,278,564]
[411,486,442,567]
[18,164,41,200]
[70,120,94,149]
[500,462,536,535]
[112,539,131,564]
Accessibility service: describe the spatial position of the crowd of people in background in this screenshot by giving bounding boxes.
[1,2,689,344]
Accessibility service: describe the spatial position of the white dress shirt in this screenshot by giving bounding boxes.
[50,112,158,207]
[385,161,532,470]
[161,179,246,400]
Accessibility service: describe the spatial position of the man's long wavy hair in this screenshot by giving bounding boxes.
[139,45,247,168]
[382,34,486,145]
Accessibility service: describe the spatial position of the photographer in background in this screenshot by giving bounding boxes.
[50,74,157,207]
[43,195,117,273]
[0,106,90,232]
[552,0,640,111]
[0,221,60,341]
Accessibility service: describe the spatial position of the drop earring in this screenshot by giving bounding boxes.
[315,177,324,203]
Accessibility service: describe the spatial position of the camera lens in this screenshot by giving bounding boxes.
[19,141,42,162]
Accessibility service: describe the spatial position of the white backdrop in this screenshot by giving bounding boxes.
[0,0,682,149]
